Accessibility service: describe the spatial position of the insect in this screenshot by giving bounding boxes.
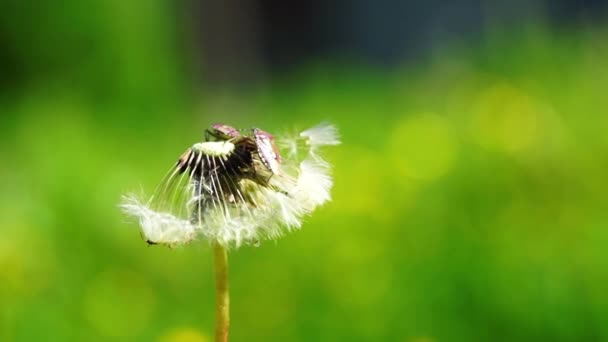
[168,124,284,209]
[205,123,241,142]
[253,128,282,175]
[204,123,283,176]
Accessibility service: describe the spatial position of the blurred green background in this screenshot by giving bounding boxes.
[2,1,608,341]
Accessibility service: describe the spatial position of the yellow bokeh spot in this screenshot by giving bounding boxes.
[84,268,156,338]
[158,327,210,342]
[470,83,544,154]
[324,236,391,311]
[407,337,435,342]
[332,146,394,221]
[0,228,56,298]
[389,113,457,181]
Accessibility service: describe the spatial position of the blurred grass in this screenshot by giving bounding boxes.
[2,5,608,341]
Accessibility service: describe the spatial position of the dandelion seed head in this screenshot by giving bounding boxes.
[120,122,340,249]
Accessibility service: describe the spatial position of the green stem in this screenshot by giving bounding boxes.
[213,243,230,342]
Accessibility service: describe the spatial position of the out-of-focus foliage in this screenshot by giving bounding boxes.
[1,1,608,341]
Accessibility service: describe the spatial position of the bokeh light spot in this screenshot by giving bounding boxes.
[0,228,56,298]
[332,146,394,221]
[470,83,543,154]
[407,337,435,342]
[389,113,457,181]
[158,327,210,342]
[84,268,157,338]
[324,237,391,311]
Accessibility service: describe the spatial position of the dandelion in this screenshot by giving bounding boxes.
[120,122,339,342]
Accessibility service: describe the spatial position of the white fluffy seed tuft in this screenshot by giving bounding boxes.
[120,195,197,246]
[300,123,341,148]
[120,122,339,249]
[191,141,235,156]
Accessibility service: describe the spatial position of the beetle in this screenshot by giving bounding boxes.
[199,123,283,180]
[253,128,282,175]
[205,123,241,141]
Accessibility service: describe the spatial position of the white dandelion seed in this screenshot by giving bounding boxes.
[300,122,341,149]
[120,122,340,248]
[120,195,197,246]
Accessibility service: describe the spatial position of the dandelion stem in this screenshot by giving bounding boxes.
[213,243,230,342]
